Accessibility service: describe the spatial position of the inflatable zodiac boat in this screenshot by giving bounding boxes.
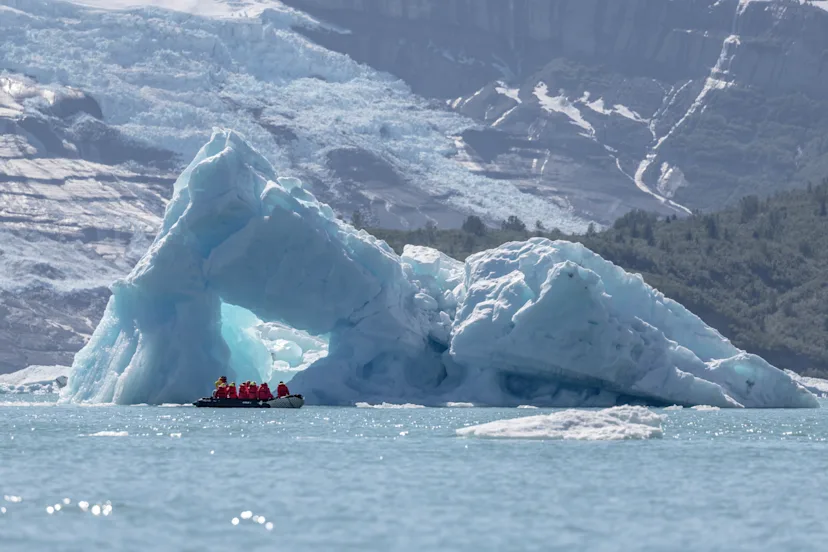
[193,395,305,409]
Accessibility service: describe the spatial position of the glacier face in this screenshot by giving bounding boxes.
[62,131,818,408]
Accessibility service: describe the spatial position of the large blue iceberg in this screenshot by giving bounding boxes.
[61,131,818,408]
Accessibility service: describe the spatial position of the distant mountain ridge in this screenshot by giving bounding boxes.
[285,0,828,222]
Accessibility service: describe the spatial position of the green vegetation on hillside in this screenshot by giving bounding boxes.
[369,183,828,377]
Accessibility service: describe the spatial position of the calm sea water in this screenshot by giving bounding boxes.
[1,395,827,552]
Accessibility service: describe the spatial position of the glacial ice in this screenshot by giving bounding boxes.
[0,365,69,394]
[62,130,819,408]
[456,406,665,440]
[785,370,828,398]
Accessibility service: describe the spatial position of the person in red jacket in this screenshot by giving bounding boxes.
[227,382,238,399]
[248,381,259,400]
[276,381,290,398]
[238,382,248,400]
[258,383,273,401]
[215,384,228,399]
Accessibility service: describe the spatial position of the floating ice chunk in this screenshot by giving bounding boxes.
[517,405,539,409]
[355,402,426,409]
[457,406,664,440]
[449,239,818,409]
[691,405,720,411]
[86,431,129,437]
[0,365,70,395]
[664,405,684,411]
[446,402,475,408]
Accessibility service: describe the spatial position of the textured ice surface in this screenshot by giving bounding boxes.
[63,131,819,408]
[63,130,440,404]
[0,365,69,394]
[449,240,818,409]
[785,370,828,398]
[456,406,664,440]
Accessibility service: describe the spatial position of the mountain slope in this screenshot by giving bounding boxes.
[285,0,828,222]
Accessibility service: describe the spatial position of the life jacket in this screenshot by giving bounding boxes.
[227,385,238,399]
[258,385,273,401]
[248,383,259,398]
[216,385,228,399]
[277,383,290,398]
[239,384,249,400]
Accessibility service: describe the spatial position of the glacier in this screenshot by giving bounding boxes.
[0,0,591,232]
[62,130,819,408]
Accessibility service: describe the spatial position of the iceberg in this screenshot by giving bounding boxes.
[62,130,818,408]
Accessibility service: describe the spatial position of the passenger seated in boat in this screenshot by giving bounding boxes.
[238,381,249,400]
[213,376,227,398]
[258,383,273,401]
[248,381,259,399]
[215,384,229,399]
[227,382,238,399]
[276,381,290,398]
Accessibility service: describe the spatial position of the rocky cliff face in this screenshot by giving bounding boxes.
[285,0,828,218]
[0,73,174,373]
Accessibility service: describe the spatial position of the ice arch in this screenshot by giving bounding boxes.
[62,131,818,408]
[62,130,446,404]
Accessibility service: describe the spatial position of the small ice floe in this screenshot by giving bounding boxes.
[691,405,720,411]
[445,402,474,408]
[0,365,70,395]
[664,405,684,411]
[456,406,664,440]
[85,431,129,437]
[355,402,425,409]
[517,405,538,409]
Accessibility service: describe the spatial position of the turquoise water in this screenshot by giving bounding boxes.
[2,395,827,552]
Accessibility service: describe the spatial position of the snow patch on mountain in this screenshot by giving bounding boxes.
[534,83,594,137]
[657,163,688,199]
